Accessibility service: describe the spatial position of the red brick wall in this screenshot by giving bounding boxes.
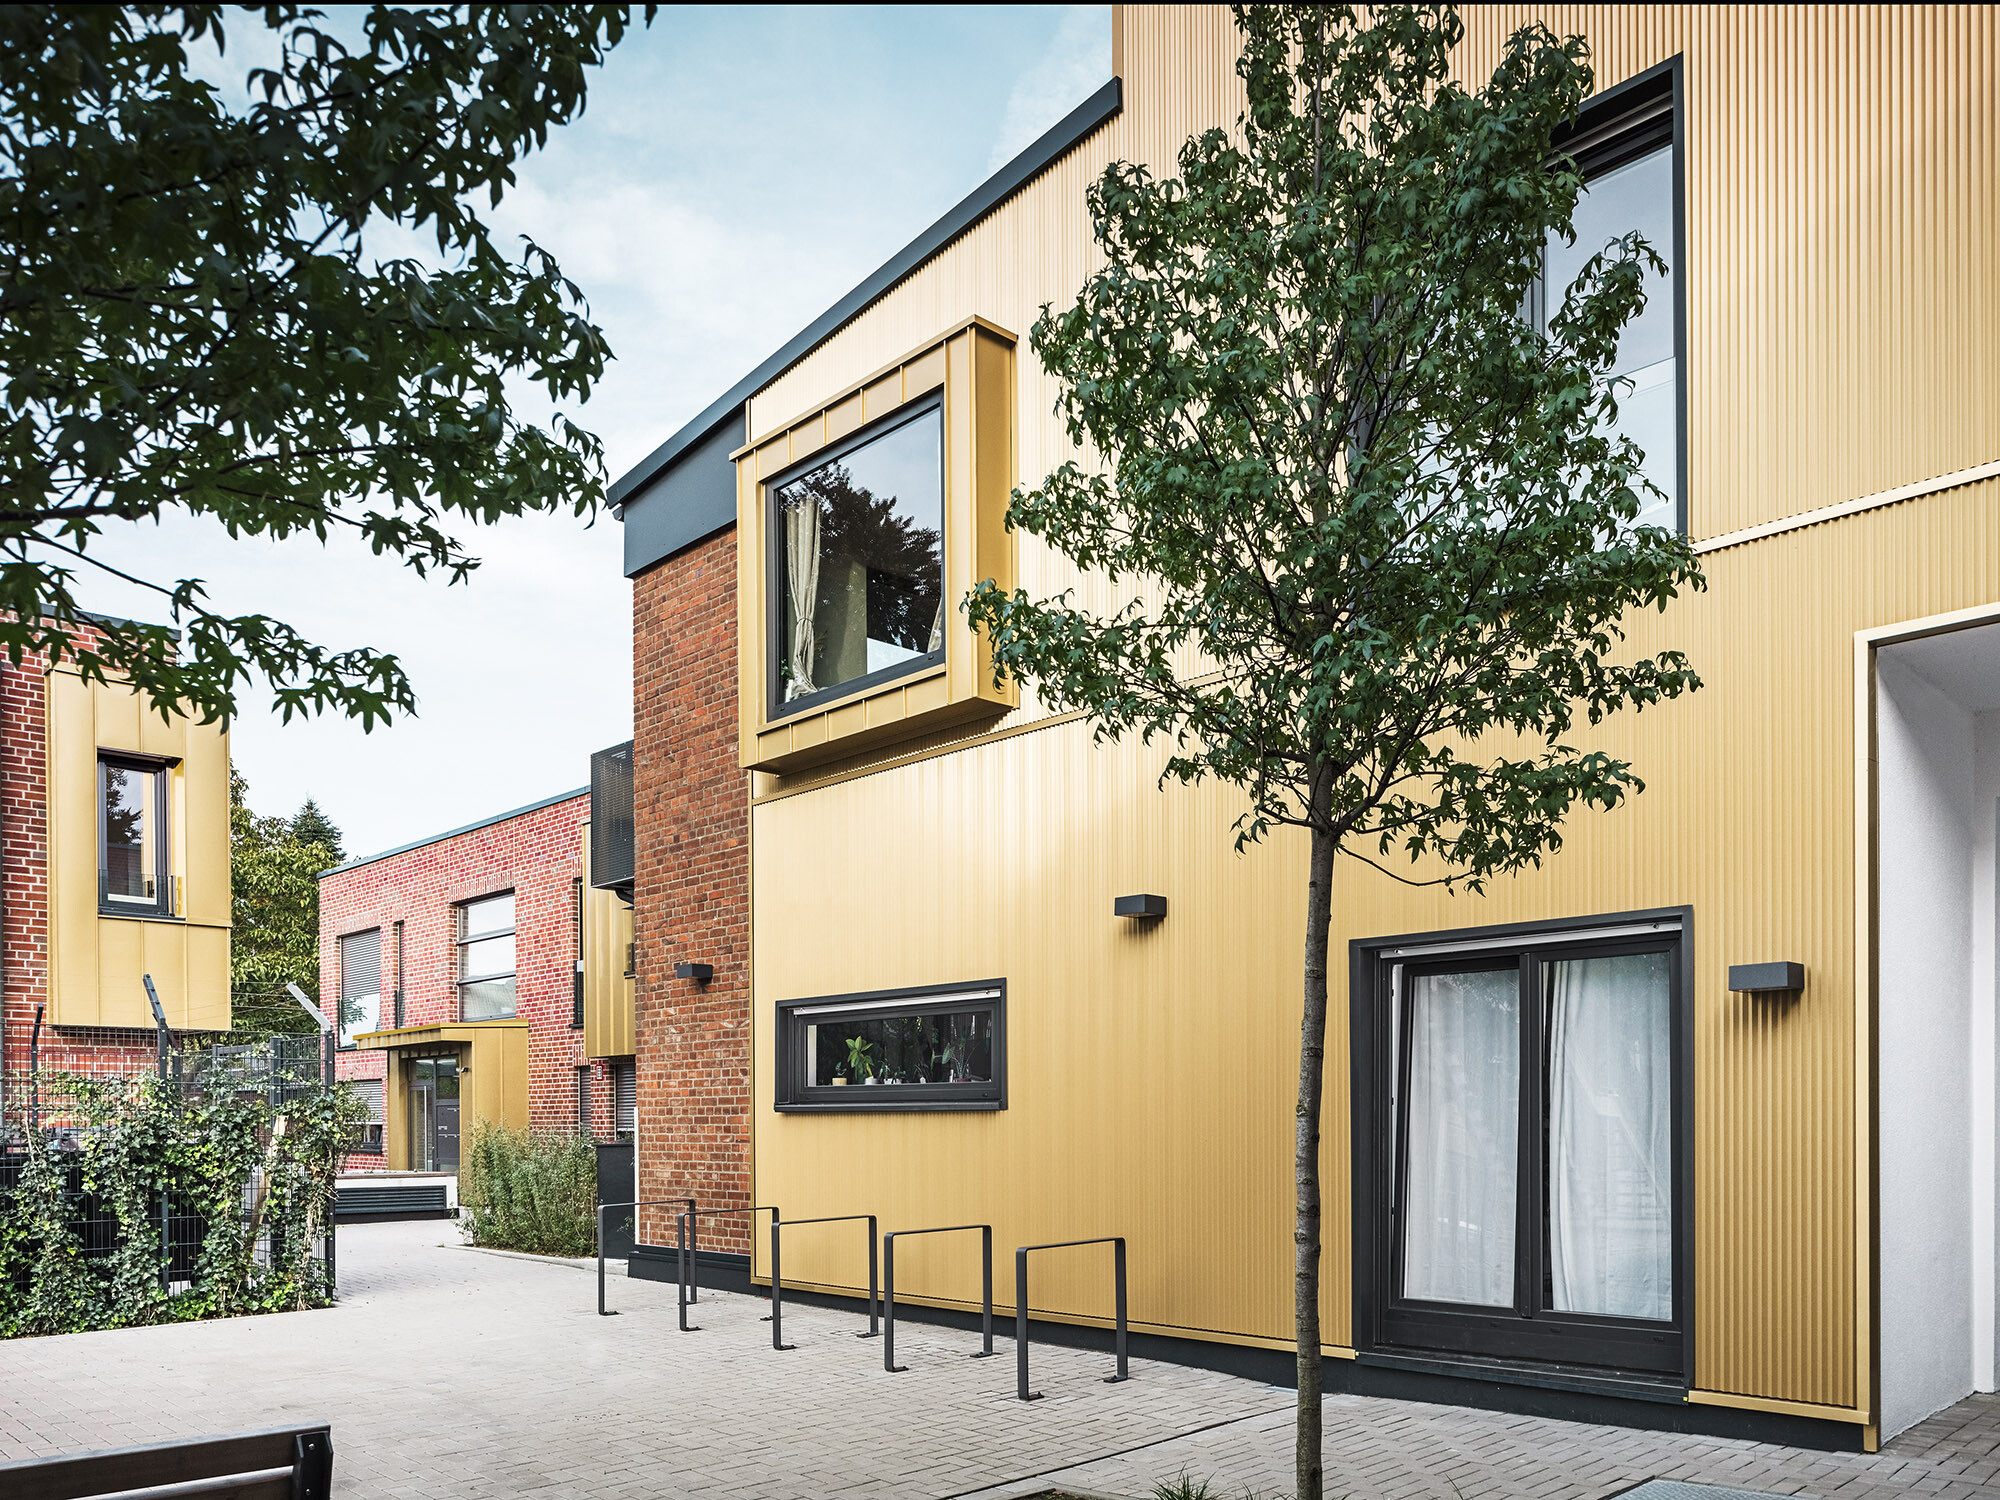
[632,529,751,1252]
[2,623,159,1134]
[319,791,622,1170]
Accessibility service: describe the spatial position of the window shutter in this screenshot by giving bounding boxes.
[576,1068,592,1136]
[353,1077,386,1124]
[338,930,382,1044]
[614,1063,636,1139]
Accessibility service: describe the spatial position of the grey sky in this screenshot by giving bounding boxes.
[78,5,1110,859]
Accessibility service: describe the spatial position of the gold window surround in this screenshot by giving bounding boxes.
[46,668,231,1030]
[734,317,1018,774]
[580,820,635,1059]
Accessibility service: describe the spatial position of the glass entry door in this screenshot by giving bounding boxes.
[1365,930,1686,1378]
[406,1057,461,1172]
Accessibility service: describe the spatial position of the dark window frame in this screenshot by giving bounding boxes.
[1349,906,1695,1392]
[774,979,1007,1113]
[571,877,585,1029]
[764,392,948,723]
[96,752,175,918]
[335,926,383,1051]
[456,890,518,1022]
[1539,56,1687,538]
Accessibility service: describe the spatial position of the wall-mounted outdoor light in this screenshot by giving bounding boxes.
[1114,894,1168,920]
[1728,962,1805,994]
[675,962,715,984]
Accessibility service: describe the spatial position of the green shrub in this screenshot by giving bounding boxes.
[0,1071,363,1338]
[458,1123,597,1257]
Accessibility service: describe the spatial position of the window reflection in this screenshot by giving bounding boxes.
[808,1008,992,1087]
[775,407,944,705]
[1542,142,1679,531]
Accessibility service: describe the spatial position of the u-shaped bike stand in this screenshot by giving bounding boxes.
[595,1198,694,1316]
[769,1214,879,1350]
[882,1224,995,1372]
[1015,1236,1128,1400]
[676,1206,781,1331]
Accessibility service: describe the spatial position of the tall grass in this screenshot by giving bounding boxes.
[458,1123,597,1257]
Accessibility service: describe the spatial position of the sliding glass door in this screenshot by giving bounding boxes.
[1362,924,1686,1379]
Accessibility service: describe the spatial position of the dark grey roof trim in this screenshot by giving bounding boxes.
[609,76,1123,510]
[319,785,589,879]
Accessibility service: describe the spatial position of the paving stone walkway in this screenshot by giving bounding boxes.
[2,1220,1995,1500]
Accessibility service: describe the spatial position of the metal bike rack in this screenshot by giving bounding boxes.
[1014,1236,1128,1401]
[676,1206,781,1332]
[595,1198,694,1316]
[882,1223,994,1373]
[769,1214,879,1350]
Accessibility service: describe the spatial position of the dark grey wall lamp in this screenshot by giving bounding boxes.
[1728,962,1804,994]
[1115,894,1168,920]
[675,963,715,984]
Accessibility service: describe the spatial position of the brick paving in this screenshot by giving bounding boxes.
[3,1220,1997,1500]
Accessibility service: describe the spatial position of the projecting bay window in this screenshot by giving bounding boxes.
[775,982,1005,1112]
[1352,911,1691,1383]
[771,396,945,715]
[98,754,172,916]
[1534,63,1682,534]
[457,891,517,1021]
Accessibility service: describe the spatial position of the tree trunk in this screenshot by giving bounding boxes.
[1295,805,1336,1500]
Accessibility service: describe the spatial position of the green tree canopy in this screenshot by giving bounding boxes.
[0,4,648,727]
[287,798,344,863]
[229,767,342,1034]
[963,8,1703,1496]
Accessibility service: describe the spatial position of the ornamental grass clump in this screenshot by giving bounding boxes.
[458,1123,597,1258]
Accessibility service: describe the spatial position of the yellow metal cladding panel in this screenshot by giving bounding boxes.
[750,468,2000,1410]
[582,824,636,1059]
[45,670,231,1030]
[1447,6,1998,542]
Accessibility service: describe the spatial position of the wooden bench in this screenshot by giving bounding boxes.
[0,1423,332,1499]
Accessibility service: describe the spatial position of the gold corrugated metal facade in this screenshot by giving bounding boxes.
[737,5,2000,1424]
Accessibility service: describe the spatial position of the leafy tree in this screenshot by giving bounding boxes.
[0,4,650,728]
[288,798,344,863]
[963,8,1703,1495]
[230,768,341,1033]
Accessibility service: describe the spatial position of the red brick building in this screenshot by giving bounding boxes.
[625,531,752,1263]
[1,617,235,1138]
[322,788,634,1178]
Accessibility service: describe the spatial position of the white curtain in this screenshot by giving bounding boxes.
[783,495,822,699]
[1546,951,1673,1321]
[1401,967,1520,1306]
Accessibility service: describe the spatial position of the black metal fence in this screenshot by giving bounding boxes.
[0,984,340,1302]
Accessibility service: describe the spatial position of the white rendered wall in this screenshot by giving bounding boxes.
[1876,650,1976,1438]
[1970,710,2000,1393]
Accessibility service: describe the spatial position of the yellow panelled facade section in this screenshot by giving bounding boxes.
[734,319,1017,773]
[582,823,635,1059]
[46,670,230,1031]
[365,1021,529,1171]
[734,2,1998,1422]
[755,473,2000,1409]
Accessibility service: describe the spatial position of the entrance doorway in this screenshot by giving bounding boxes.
[406,1056,461,1171]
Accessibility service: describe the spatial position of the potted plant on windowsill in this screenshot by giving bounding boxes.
[844,1035,875,1086]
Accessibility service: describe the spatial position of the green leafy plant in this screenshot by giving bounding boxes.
[0,1069,364,1337]
[229,767,345,1035]
[843,1035,875,1082]
[962,9,1703,1496]
[0,4,650,728]
[458,1122,597,1257]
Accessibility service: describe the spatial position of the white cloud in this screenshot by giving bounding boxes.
[988,6,1113,171]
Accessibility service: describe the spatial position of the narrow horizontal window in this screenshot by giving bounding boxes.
[775,982,1006,1111]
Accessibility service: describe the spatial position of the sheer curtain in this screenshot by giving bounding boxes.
[1402,967,1520,1306]
[1546,951,1673,1321]
[783,495,822,699]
